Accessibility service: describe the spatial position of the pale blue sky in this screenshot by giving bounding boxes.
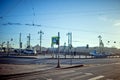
[0,0,120,48]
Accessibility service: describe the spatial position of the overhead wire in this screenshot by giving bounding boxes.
[1,1,120,48]
[1,22,120,36]
[0,8,120,18]
[0,0,120,38]
[0,0,22,17]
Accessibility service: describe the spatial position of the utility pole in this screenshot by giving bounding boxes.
[66,32,72,54]
[19,33,22,54]
[66,32,72,65]
[27,33,31,49]
[67,32,72,49]
[38,30,44,54]
[7,41,9,56]
[19,33,22,49]
[64,42,66,58]
[10,38,13,48]
[98,35,102,47]
[98,35,102,53]
[98,35,104,53]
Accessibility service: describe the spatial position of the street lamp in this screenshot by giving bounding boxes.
[67,32,72,65]
[38,30,44,54]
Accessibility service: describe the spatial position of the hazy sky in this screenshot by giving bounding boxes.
[0,0,120,48]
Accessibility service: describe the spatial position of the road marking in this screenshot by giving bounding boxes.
[88,75,104,80]
[55,70,76,75]
[106,79,113,80]
[61,72,83,78]
[44,70,75,80]
[48,70,76,76]
[47,79,52,80]
[70,73,93,80]
[85,73,93,75]
[114,63,120,64]
[36,67,53,71]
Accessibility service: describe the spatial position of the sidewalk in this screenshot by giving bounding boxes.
[0,64,54,75]
[0,64,84,75]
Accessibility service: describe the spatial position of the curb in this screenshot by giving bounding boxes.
[58,64,84,69]
[0,56,37,59]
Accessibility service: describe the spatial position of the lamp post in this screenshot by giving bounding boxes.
[7,41,9,56]
[98,35,102,53]
[38,30,44,54]
[67,32,72,65]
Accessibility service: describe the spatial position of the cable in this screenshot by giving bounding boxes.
[40,24,120,36]
[1,22,41,27]
[1,0,22,17]
[1,8,120,18]
[1,22,120,36]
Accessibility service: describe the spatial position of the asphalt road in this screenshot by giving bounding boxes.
[0,56,120,80]
[0,56,120,65]
[1,63,120,80]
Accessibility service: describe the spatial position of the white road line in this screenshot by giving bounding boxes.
[36,67,53,71]
[61,72,83,78]
[106,79,113,80]
[114,63,120,64]
[55,70,76,75]
[52,70,75,75]
[45,70,75,80]
[46,79,52,80]
[85,73,93,75]
[88,75,104,80]
[70,73,93,80]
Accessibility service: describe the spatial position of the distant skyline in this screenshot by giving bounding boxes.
[0,0,120,48]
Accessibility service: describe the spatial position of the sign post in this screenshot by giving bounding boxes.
[51,32,60,68]
[56,32,60,68]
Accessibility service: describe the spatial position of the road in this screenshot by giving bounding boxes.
[1,63,120,80]
[0,56,120,80]
[0,55,120,65]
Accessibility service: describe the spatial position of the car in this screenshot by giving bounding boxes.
[90,50,107,58]
[23,49,36,54]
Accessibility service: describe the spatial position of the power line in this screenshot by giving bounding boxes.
[1,22,41,27]
[41,24,120,36]
[1,0,23,17]
[1,8,120,18]
[1,22,120,36]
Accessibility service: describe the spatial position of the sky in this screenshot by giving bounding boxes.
[0,0,120,48]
